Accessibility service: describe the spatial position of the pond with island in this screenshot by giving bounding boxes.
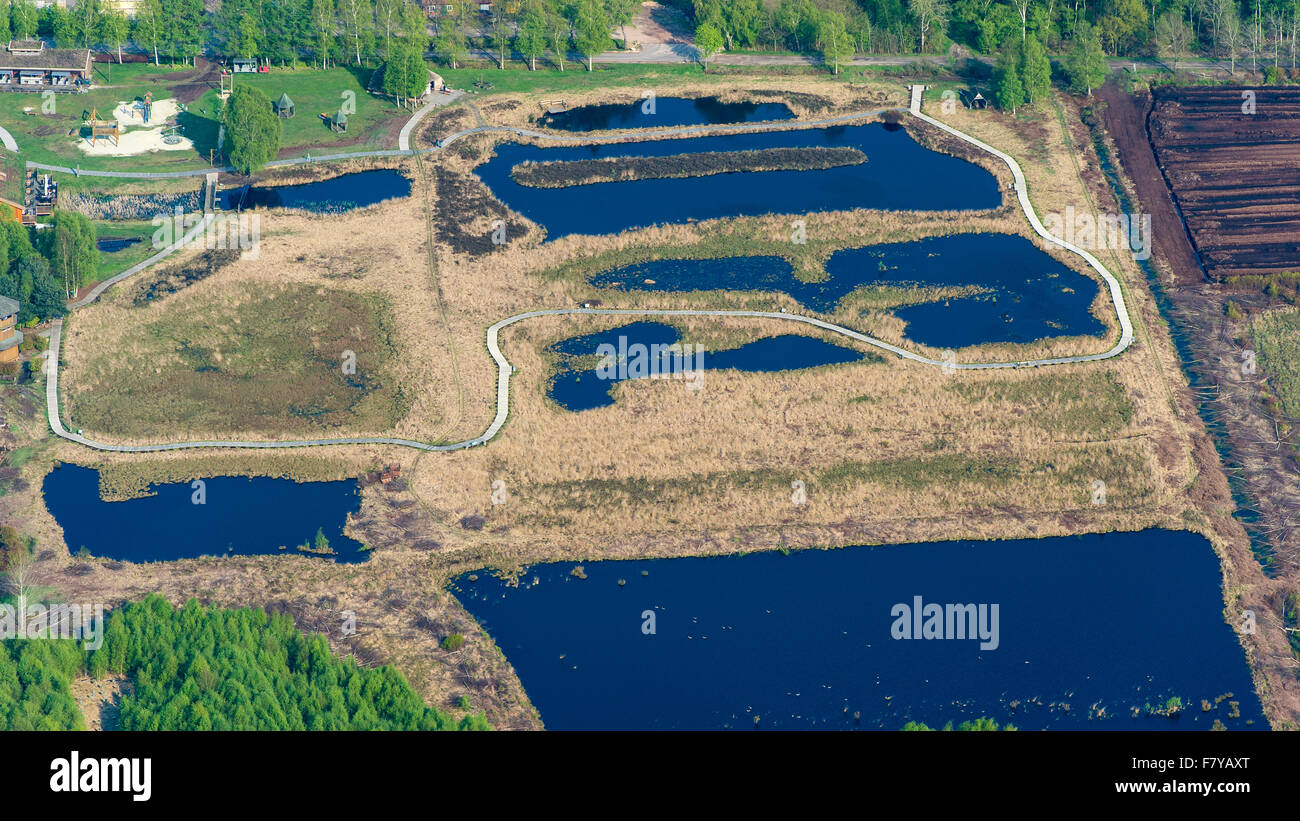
[475,123,1001,239]
[590,234,1106,349]
[43,464,368,564]
[547,320,872,411]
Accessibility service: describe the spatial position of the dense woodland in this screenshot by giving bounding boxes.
[0,211,96,327]
[0,0,1297,71]
[0,594,490,730]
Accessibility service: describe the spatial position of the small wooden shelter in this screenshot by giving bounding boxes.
[275,92,295,118]
[324,109,347,132]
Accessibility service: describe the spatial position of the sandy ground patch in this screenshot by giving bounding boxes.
[75,97,194,157]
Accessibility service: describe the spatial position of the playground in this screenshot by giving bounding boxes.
[75,96,194,157]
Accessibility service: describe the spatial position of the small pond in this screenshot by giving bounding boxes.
[96,237,143,253]
[548,321,870,411]
[218,169,411,213]
[43,464,368,564]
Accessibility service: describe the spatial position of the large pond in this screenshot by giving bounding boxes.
[452,529,1265,730]
[591,234,1105,349]
[43,465,368,564]
[475,124,1001,239]
[218,169,411,213]
[548,321,869,411]
[539,96,794,131]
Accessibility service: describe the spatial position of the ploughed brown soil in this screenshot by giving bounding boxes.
[1146,85,1300,281]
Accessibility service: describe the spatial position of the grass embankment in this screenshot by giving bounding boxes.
[511,146,867,188]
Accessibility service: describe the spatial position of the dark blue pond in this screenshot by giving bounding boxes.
[452,529,1265,730]
[539,96,794,131]
[218,169,411,213]
[96,237,143,253]
[43,464,368,564]
[591,234,1105,348]
[476,124,1001,239]
[549,321,868,411]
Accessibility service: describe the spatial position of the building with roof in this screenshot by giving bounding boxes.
[274,92,294,118]
[0,296,21,365]
[0,40,92,92]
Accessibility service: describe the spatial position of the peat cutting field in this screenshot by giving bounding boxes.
[1147,85,1300,282]
[1103,80,1300,720]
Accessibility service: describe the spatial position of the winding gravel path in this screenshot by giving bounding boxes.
[44,90,1134,453]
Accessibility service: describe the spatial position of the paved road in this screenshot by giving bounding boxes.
[45,95,1135,453]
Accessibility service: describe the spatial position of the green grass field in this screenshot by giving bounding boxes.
[91,219,161,280]
[1251,307,1300,418]
[191,66,406,154]
[0,64,406,174]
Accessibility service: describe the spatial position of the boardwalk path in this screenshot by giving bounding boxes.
[44,90,1133,453]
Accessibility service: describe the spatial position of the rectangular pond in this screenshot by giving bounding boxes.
[451,529,1265,730]
[218,169,411,213]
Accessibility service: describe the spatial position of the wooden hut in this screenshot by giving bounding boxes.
[0,295,21,366]
[0,40,91,91]
[274,92,295,118]
[969,91,988,110]
[328,110,347,132]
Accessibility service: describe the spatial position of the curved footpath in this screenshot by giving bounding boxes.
[44,88,1133,453]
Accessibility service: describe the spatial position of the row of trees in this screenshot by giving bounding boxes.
[0,592,492,730]
[989,22,1105,111]
[0,211,97,326]
[674,0,1300,65]
[430,0,632,71]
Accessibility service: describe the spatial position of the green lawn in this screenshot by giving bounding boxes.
[438,63,714,96]
[0,62,216,173]
[191,66,406,155]
[91,219,162,280]
[0,64,406,174]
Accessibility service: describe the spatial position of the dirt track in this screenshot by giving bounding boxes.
[1097,83,1205,286]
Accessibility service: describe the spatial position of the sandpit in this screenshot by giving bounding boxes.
[75,97,195,157]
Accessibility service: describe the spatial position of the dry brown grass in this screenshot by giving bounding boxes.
[14,76,1271,728]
